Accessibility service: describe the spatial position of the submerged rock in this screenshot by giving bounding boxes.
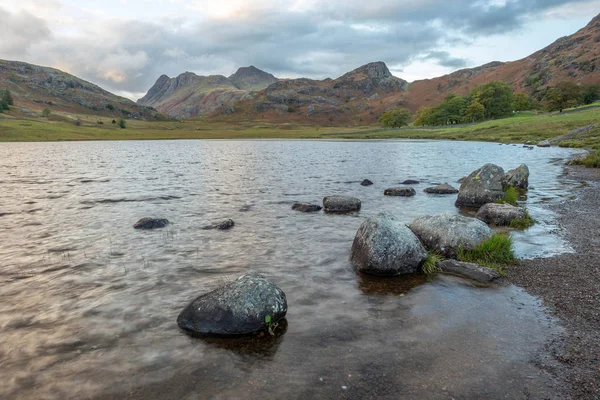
[537,140,550,148]
[424,183,459,194]
[455,163,505,208]
[439,260,503,283]
[323,196,361,213]
[476,203,527,226]
[202,219,235,230]
[401,179,420,185]
[503,164,529,190]
[360,179,374,186]
[350,213,427,276]
[133,217,169,229]
[384,187,416,197]
[177,272,287,337]
[292,203,322,212]
[408,214,493,257]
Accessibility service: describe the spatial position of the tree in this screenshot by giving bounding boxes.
[0,89,13,106]
[118,118,126,129]
[545,81,583,112]
[464,101,485,123]
[42,108,51,118]
[378,108,412,128]
[444,95,468,124]
[414,106,435,126]
[469,81,514,119]
[582,84,600,105]
[512,92,533,111]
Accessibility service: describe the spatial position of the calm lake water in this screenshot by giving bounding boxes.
[0,140,582,399]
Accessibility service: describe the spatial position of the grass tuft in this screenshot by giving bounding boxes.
[421,252,444,276]
[569,150,600,168]
[509,210,536,229]
[457,233,515,274]
[496,187,519,206]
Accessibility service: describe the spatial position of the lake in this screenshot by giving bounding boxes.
[0,140,581,399]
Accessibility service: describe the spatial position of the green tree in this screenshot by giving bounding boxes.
[42,108,51,118]
[0,89,14,106]
[444,95,468,124]
[546,81,583,112]
[414,106,435,126]
[378,108,412,128]
[469,81,514,119]
[512,92,533,111]
[464,101,485,122]
[582,84,600,105]
[118,118,126,129]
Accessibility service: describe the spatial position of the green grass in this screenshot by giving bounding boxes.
[457,233,515,274]
[421,252,444,276]
[495,187,520,206]
[509,210,536,229]
[1,106,599,144]
[569,150,600,168]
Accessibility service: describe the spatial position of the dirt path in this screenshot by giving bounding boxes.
[507,165,600,399]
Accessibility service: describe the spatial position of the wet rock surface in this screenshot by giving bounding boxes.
[350,213,427,276]
[360,179,373,186]
[384,187,416,197]
[408,214,494,257]
[537,140,551,148]
[323,195,361,213]
[439,260,503,283]
[291,203,322,212]
[476,203,527,226]
[177,272,287,337]
[202,219,235,230]
[455,163,505,208]
[133,217,169,229]
[503,164,530,189]
[424,183,458,194]
[401,179,420,185]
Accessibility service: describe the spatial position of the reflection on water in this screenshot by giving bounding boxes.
[0,140,579,399]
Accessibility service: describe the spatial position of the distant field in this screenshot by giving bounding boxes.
[0,107,598,147]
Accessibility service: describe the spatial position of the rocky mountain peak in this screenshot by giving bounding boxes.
[347,61,393,79]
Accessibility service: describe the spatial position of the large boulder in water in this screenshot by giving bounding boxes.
[350,213,427,276]
[177,272,287,337]
[455,163,505,208]
[133,217,169,229]
[503,164,529,190]
[408,214,493,257]
[323,195,361,213]
[476,203,527,226]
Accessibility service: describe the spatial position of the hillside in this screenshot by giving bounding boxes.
[212,61,408,125]
[137,66,278,119]
[405,13,600,111]
[0,59,167,120]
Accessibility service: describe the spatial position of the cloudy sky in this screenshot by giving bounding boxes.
[1,0,598,100]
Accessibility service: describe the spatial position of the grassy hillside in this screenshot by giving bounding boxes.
[1,106,598,147]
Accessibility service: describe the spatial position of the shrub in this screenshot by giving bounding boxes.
[73,119,81,126]
[118,118,126,129]
[42,108,51,118]
[97,120,104,125]
[0,89,14,106]
[106,104,115,111]
[112,119,116,124]
[458,233,515,273]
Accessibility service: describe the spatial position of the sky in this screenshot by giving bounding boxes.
[0,0,598,100]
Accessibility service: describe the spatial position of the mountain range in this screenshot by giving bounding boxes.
[1,13,598,125]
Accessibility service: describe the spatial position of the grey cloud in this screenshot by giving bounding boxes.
[0,7,51,55]
[1,1,594,98]
[423,51,469,68]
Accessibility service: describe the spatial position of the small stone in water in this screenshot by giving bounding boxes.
[342,386,348,390]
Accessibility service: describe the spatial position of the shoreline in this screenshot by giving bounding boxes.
[507,164,600,399]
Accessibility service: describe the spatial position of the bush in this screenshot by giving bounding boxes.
[73,119,81,126]
[42,108,51,118]
[0,89,14,106]
[378,108,412,127]
[97,120,104,125]
[112,119,116,124]
[458,233,515,273]
[118,118,126,129]
[106,104,115,111]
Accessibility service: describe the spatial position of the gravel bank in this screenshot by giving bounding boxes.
[507,165,600,399]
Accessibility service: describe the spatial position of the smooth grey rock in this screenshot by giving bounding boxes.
[323,196,361,213]
[401,180,420,185]
[360,179,374,186]
[177,272,287,337]
[202,219,235,230]
[503,164,529,189]
[457,177,467,184]
[408,214,494,257]
[384,187,416,197]
[537,140,550,148]
[292,203,322,212]
[439,260,503,283]
[350,213,427,276]
[424,183,459,194]
[476,203,527,226]
[455,163,505,208]
[133,217,169,229]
